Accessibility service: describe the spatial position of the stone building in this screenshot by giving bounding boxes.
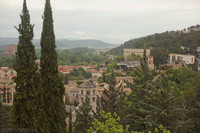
[65,81,79,104]
[123,49,150,57]
[79,80,99,112]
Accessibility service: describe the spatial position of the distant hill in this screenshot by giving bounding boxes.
[0,37,117,49]
[108,25,200,56]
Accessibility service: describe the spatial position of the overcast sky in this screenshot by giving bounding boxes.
[0,0,200,44]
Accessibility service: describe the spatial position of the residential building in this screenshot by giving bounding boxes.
[117,60,140,71]
[0,78,15,105]
[79,80,99,112]
[0,67,16,79]
[87,69,102,77]
[169,54,195,64]
[123,49,150,57]
[116,76,132,93]
[65,81,79,104]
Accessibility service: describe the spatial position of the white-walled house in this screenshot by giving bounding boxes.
[169,54,195,64]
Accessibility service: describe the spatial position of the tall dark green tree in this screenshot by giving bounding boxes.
[0,105,13,128]
[13,0,45,132]
[100,71,124,115]
[121,47,154,131]
[183,77,200,132]
[3,86,6,103]
[40,0,67,132]
[73,96,93,133]
[69,108,72,133]
[146,75,191,132]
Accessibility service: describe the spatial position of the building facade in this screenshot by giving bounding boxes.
[79,80,98,112]
[169,54,195,64]
[0,78,15,105]
[0,67,16,80]
[123,49,150,57]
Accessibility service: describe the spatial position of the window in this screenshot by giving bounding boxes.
[10,70,14,76]
[93,97,95,102]
[93,90,95,95]
[86,90,90,95]
[81,90,83,95]
[81,97,83,101]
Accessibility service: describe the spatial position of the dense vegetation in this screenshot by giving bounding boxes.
[40,0,67,132]
[0,47,108,67]
[57,48,108,65]
[0,56,15,68]
[0,104,13,129]
[13,0,45,132]
[71,49,200,133]
[61,67,92,84]
[109,26,200,67]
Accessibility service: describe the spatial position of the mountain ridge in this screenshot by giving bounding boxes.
[0,37,117,49]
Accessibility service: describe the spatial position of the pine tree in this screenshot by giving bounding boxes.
[40,0,67,132]
[13,0,45,132]
[69,108,72,133]
[100,71,124,115]
[146,75,190,132]
[73,95,93,133]
[183,77,200,132]
[121,47,154,131]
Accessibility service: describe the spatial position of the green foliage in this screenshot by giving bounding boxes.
[106,62,118,73]
[151,48,169,68]
[0,105,13,128]
[166,66,197,90]
[115,54,124,62]
[40,0,67,132]
[109,28,200,66]
[146,75,190,132]
[58,48,108,65]
[88,111,171,133]
[69,108,72,133]
[182,77,200,132]
[97,77,103,83]
[88,111,129,133]
[100,71,125,115]
[69,67,92,80]
[125,53,140,61]
[13,0,45,132]
[121,48,155,131]
[0,56,15,67]
[74,95,93,133]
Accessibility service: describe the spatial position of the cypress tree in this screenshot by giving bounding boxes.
[40,0,67,132]
[13,0,45,132]
[3,86,6,103]
[69,108,72,133]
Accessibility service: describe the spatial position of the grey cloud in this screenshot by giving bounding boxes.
[0,0,200,43]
